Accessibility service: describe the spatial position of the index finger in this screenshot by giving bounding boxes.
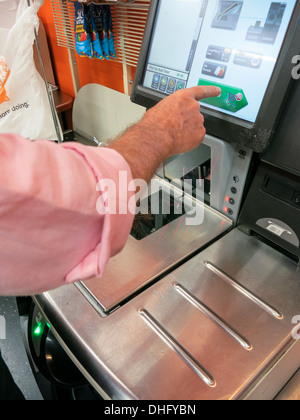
[187,85,221,101]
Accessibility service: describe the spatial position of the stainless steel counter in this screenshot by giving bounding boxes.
[276,369,300,400]
[79,185,232,313]
[35,229,300,400]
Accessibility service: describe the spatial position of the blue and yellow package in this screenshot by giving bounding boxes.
[89,7,104,59]
[91,4,110,60]
[74,3,93,59]
[105,6,116,58]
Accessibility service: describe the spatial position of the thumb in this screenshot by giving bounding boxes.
[187,85,221,101]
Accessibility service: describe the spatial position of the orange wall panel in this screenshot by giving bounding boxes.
[38,0,75,98]
[76,56,125,94]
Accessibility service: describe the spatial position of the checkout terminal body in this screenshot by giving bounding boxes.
[30,0,300,400]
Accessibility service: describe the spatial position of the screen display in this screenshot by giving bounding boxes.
[142,0,297,123]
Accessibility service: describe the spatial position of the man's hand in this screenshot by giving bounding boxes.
[110,86,221,183]
[140,85,221,157]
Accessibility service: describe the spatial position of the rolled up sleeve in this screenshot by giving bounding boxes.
[0,134,135,296]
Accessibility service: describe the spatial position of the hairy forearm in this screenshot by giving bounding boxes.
[109,117,172,183]
[110,86,221,184]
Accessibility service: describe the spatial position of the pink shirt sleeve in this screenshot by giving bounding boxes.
[0,134,135,296]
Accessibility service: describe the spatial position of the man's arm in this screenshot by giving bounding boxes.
[0,86,219,296]
[0,135,135,295]
[110,86,221,183]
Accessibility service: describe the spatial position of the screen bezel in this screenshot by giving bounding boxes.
[131,0,300,153]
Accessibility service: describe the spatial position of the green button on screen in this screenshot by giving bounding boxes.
[198,79,248,113]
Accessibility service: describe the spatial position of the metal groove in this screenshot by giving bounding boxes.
[173,283,252,351]
[204,262,283,320]
[138,309,216,388]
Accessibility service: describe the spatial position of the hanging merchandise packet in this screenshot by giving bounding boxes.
[74,3,93,58]
[89,7,104,60]
[104,6,116,58]
[83,4,103,60]
[91,4,110,60]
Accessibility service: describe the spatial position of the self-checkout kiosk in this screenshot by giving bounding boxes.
[31,0,300,400]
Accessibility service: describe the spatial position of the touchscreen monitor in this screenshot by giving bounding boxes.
[131,0,300,152]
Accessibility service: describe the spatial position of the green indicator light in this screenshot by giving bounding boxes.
[33,323,43,336]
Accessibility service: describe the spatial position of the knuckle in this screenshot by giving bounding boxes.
[192,99,200,110]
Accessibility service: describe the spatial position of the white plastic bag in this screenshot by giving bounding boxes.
[0,0,60,141]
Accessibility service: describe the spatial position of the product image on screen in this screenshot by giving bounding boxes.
[143,0,297,123]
